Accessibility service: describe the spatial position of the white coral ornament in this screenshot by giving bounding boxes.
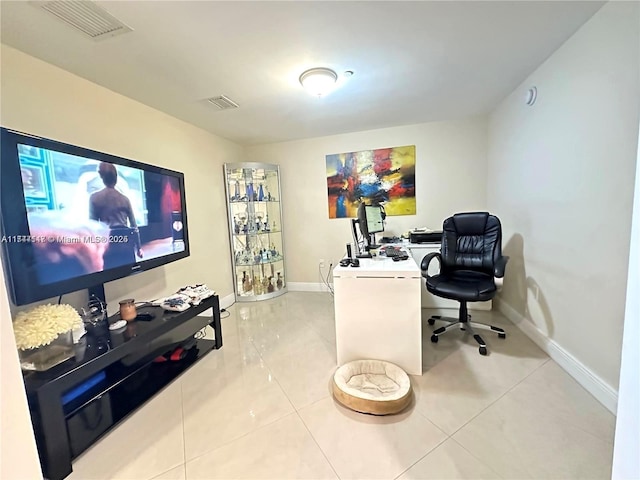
[13,304,82,350]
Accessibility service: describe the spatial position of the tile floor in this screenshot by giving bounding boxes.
[68,292,615,480]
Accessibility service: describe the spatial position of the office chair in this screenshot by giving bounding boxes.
[421,212,509,355]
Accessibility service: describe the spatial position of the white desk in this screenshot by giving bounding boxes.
[333,253,422,375]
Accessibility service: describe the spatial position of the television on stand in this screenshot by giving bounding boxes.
[351,202,385,257]
[0,127,190,306]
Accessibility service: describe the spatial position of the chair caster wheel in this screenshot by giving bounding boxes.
[479,346,487,355]
[431,335,439,343]
[427,319,435,326]
[498,333,506,339]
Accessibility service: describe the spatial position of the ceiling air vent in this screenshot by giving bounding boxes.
[207,95,239,110]
[32,0,133,40]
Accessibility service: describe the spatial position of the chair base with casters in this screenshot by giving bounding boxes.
[427,300,505,356]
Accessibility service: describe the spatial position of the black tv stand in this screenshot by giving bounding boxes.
[23,295,222,480]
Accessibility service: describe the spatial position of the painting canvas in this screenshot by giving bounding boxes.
[326,145,416,218]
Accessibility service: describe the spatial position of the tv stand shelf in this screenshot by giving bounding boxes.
[23,295,222,480]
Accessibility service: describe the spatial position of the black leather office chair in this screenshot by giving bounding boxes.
[421,212,509,355]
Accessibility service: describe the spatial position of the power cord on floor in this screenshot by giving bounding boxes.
[220,301,235,319]
[319,262,335,296]
[194,304,233,339]
[327,262,335,296]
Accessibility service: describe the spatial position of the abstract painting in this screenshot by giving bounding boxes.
[326,145,416,218]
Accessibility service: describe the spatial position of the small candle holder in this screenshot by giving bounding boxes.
[119,299,137,321]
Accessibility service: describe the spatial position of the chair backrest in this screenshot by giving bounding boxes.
[440,212,502,275]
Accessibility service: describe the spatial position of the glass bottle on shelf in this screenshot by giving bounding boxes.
[224,163,286,302]
[242,271,252,292]
[253,275,262,295]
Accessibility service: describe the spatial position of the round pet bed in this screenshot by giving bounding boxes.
[332,360,412,415]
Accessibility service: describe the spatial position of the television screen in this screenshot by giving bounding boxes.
[0,128,190,305]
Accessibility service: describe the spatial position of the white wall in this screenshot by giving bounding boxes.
[0,261,43,479]
[487,1,639,408]
[0,44,243,475]
[0,44,243,314]
[246,117,488,285]
[612,121,640,479]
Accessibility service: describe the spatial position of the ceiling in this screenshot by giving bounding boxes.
[0,1,604,146]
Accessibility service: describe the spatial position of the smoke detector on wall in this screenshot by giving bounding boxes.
[31,0,133,40]
[525,86,538,106]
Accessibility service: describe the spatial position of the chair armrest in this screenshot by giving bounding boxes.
[420,252,441,278]
[494,256,509,278]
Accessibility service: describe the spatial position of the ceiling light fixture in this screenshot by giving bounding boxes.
[299,67,338,97]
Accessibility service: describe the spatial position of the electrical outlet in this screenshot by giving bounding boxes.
[319,259,325,268]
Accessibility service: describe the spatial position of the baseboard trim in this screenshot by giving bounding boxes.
[287,282,332,293]
[219,293,236,310]
[495,298,618,414]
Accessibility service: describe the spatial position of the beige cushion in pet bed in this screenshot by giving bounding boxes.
[332,360,412,415]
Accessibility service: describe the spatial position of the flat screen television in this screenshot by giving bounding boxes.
[0,128,190,305]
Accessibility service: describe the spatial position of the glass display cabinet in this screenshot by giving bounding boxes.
[223,163,287,301]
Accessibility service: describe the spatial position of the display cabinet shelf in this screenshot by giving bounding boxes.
[232,230,282,236]
[224,163,287,301]
[235,256,284,267]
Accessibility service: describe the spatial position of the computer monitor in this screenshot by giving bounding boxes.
[354,203,385,254]
[365,205,384,235]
